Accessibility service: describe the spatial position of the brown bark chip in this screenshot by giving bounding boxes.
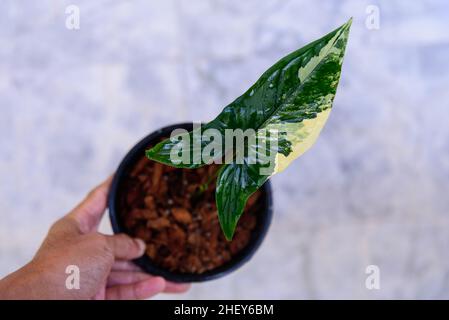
[119,156,262,274]
[172,207,192,224]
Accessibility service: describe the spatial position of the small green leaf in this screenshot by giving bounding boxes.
[147,19,352,239]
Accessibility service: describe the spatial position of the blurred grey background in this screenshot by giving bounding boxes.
[1,0,449,299]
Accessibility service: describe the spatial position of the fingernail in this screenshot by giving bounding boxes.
[134,238,146,253]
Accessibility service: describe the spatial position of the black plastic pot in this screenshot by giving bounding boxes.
[108,123,273,282]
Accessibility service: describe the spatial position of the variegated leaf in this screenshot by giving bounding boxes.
[147,19,352,240]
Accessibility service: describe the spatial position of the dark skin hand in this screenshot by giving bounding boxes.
[0,177,190,299]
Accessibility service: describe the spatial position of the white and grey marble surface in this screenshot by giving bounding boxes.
[1,0,449,299]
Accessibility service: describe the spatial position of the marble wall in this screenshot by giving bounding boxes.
[1,0,449,299]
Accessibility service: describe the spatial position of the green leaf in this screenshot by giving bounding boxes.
[147,19,352,240]
[215,163,263,240]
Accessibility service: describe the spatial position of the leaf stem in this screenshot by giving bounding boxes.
[196,164,223,195]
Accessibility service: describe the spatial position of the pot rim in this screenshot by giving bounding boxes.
[108,122,273,282]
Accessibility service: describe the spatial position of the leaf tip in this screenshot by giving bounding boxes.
[224,230,235,242]
[345,17,353,30]
[334,18,353,31]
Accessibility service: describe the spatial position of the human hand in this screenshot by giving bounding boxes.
[0,177,190,300]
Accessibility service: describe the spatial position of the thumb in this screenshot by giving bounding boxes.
[106,233,146,260]
[68,176,112,233]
